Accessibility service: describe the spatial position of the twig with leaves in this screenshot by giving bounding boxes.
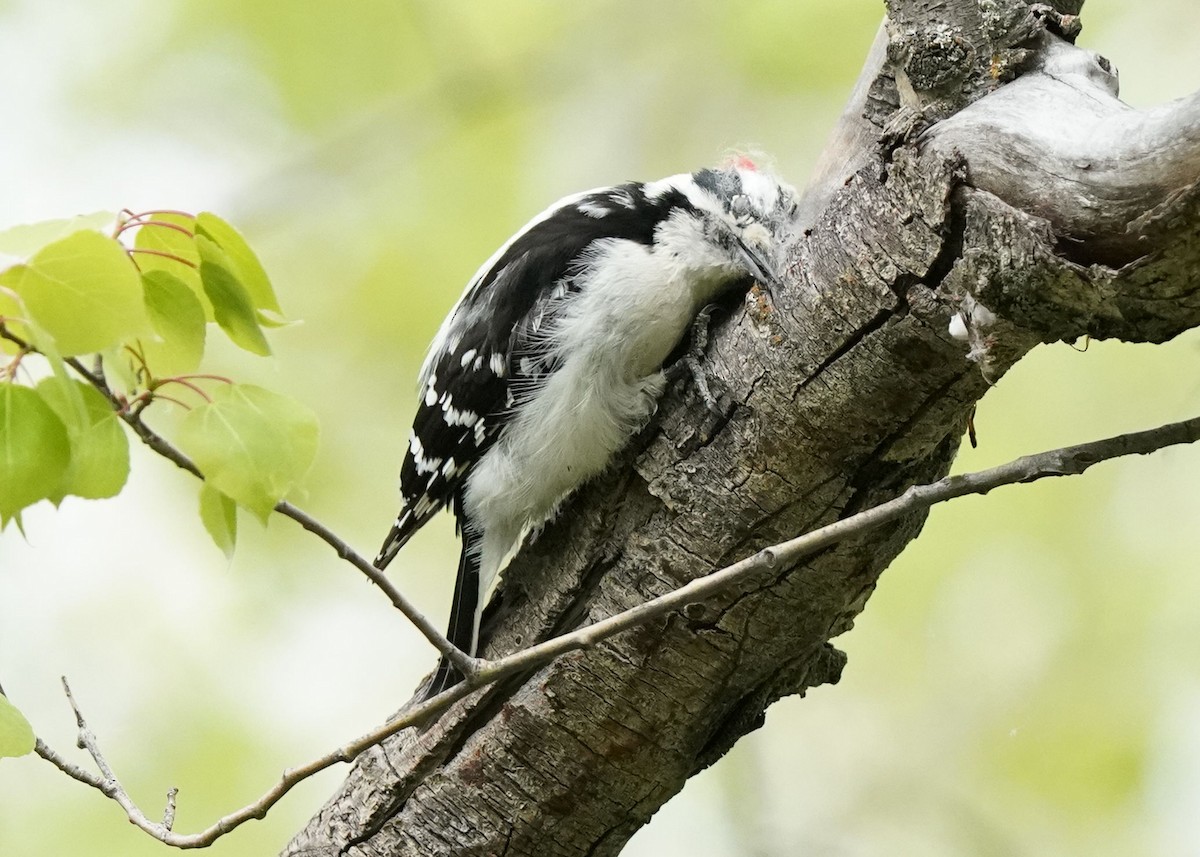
[0,322,476,678]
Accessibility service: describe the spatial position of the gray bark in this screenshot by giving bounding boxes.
[286,2,1200,854]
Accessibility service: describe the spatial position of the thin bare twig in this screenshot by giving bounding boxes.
[28,683,184,843]
[274,499,477,676]
[30,412,1200,848]
[472,412,1200,681]
[164,788,179,832]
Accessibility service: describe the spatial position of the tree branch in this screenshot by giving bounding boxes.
[0,322,476,677]
[10,3,1200,853]
[290,5,1200,854]
[28,413,1200,848]
[924,31,1200,262]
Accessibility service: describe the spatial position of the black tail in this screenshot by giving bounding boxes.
[422,540,480,700]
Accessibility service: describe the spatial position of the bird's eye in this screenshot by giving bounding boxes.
[729,194,752,220]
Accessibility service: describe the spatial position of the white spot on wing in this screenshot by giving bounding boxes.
[417,180,644,392]
[489,354,506,376]
[409,431,443,475]
[445,405,480,427]
[611,188,637,209]
[578,200,610,218]
[460,348,477,368]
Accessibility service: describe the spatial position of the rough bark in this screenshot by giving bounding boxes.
[286,2,1200,854]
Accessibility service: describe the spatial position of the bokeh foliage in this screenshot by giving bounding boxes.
[1,1,1199,856]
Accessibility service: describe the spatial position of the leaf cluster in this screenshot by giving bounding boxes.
[0,211,325,757]
[0,213,319,593]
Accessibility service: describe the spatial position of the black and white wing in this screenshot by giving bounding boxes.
[374,181,693,569]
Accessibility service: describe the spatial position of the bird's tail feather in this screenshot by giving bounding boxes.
[422,540,481,700]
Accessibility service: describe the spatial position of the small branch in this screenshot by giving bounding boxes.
[0,324,473,675]
[474,412,1200,682]
[34,675,478,849]
[32,413,1200,848]
[35,739,110,791]
[112,406,472,674]
[163,788,179,832]
[56,678,171,841]
[275,499,478,676]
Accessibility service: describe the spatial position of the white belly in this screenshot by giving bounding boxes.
[460,235,736,612]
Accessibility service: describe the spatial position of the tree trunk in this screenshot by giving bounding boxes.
[286,2,1200,854]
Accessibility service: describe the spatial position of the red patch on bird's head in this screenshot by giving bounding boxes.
[726,154,759,171]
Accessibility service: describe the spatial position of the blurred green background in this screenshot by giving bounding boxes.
[2,1,1199,855]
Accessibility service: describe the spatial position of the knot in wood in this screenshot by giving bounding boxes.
[890,24,973,92]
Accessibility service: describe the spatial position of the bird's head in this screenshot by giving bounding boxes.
[676,158,801,289]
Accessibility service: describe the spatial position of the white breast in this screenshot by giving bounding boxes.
[463,234,724,588]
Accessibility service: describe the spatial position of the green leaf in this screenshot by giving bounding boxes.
[177,384,319,522]
[0,383,71,526]
[141,270,207,376]
[0,212,117,266]
[0,229,149,356]
[36,378,130,501]
[131,213,209,318]
[196,236,271,356]
[195,213,284,321]
[199,484,238,558]
[0,695,35,758]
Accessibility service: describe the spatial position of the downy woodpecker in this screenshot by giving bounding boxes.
[376,160,799,696]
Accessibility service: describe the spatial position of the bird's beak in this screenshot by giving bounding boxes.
[735,236,782,291]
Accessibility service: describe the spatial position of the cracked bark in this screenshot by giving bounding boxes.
[285,2,1200,854]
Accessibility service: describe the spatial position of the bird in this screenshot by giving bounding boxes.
[375,159,800,698]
